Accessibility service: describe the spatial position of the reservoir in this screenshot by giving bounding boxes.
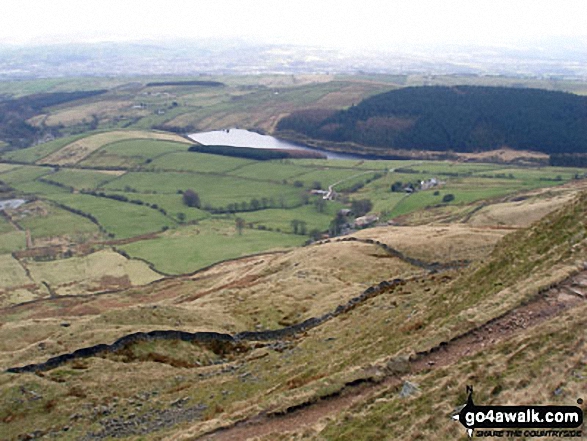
[188,129,361,160]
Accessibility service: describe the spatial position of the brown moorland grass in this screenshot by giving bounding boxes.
[0,191,584,440]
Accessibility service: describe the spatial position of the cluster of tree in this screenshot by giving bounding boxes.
[290,219,308,235]
[188,144,292,161]
[38,177,74,192]
[145,80,225,87]
[151,124,197,134]
[350,199,373,217]
[205,196,288,214]
[0,90,106,148]
[276,86,587,155]
[390,181,405,192]
[182,189,201,208]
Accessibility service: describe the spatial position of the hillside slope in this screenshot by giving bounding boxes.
[276,86,587,155]
[0,189,585,440]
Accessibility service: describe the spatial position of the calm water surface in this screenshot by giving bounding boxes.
[188,129,361,160]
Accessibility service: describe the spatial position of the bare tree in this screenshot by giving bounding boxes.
[235,217,246,235]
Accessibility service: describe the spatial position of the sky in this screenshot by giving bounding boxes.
[1,0,586,50]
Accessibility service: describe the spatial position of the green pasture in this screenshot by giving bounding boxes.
[78,139,188,168]
[398,161,504,175]
[0,163,21,173]
[284,168,380,190]
[475,167,584,182]
[45,169,120,190]
[102,171,304,209]
[0,254,30,287]
[146,151,253,173]
[267,81,350,105]
[0,134,87,164]
[238,200,345,234]
[353,172,411,214]
[0,215,14,235]
[121,220,306,275]
[293,158,415,171]
[0,165,54,185]
[100,191,210,223]
[388,180,527,219]
[48,193,173,239]
[0,77,129,97]
[0,231,26,254]
[8,179,70,196]
[16,202,99,240]
[228,161,314,182]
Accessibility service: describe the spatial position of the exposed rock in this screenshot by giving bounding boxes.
[385,356,410,375]
[399,381,420,398]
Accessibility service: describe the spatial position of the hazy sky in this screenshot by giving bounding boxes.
[1,0,586,49]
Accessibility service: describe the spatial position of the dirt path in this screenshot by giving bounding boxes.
[198,271,586,441]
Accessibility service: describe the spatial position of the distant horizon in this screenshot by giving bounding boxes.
[1,0,586,51]
[1,34,586,52]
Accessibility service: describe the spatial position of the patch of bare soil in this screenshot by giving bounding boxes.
[197,271,586,441]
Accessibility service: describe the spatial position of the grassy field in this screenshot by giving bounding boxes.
[38,130,190,166]
[0,215,14,234]
[227,161,313,182]
[0,192,583,440]
[399,161,504,174]
[0,125,586,288]
[78,139,190,168]
[0,163,21,173]
[121,220,306,274]
[44,169,120,190]
[14,201,100,241]
[102,171,304,209]
[238,201,345,234]
[1,76,587,441]
[6,179,71,197]
[0,134,88,164]
[0,254,31,287]
[48,193,173,239]
[0,165,54,185]
[475,166,585,181]
[145,151,254,174]
[97,191,210,223]
[26,250,163,295]
[0,231,26,254]
[0,138,586,275]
